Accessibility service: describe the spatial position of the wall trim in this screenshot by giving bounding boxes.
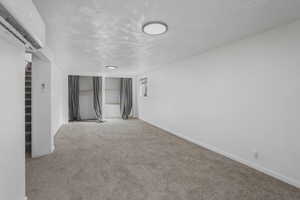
[140,118,300,189]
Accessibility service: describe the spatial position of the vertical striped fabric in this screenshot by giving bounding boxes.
[68,75,81,121]
[93,76,103,122]
[120,78,133,119]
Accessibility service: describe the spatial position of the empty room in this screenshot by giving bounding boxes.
[0,0,300,199]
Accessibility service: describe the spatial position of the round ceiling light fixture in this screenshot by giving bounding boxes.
[105,65,118,70]
[142,21,168,35]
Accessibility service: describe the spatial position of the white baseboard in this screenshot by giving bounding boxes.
[141,119,300,189]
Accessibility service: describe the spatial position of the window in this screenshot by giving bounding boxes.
[105,77,121,104]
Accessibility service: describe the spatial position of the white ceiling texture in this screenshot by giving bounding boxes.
[33,0,300,75]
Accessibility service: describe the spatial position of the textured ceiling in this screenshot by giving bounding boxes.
[33,0,300,75]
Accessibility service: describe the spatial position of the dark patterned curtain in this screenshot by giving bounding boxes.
[120,78,133,119]
[68,75,81,121]
[93,77,103,122]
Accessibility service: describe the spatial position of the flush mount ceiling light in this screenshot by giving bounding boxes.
[142,21,168,35]
[105,65,118,70]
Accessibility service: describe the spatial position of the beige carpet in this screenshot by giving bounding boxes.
[26,119,300,200]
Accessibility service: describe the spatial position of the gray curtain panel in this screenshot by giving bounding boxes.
[120,78,133,119]
[68,75,81,121]
[92,76,103,122]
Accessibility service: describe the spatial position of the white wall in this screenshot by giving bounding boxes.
[103,104,120,118]
[34,47,67,147]
[0,29,25,200]
[51,63,66,137]
[138,20,300,188]
[32,53,66,156]
[32,55,52,157]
